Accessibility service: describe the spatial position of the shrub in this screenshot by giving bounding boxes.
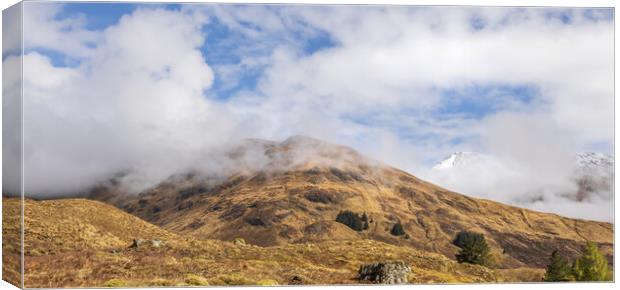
[572,241,611,281]
[305,191,333,204]
[390,222,406,236]
[148,279,174,286]
[102,279,127,287]
[185,274,210,286]
[336,210,365,231]
[208,274,256,286]
[233,237,247,246]
[543,250,572,282]
[452,231,490,265]
[256,279,279,286]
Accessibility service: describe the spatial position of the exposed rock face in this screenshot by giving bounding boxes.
[358,261,411,284]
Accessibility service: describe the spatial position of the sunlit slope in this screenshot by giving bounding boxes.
[2,197,22,287]
[18,198,179,255]
[14,197,539,288]
[97,136,612,269]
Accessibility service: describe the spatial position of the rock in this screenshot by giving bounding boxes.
[150,239,163,247]
[129,238,164,248]
[233,237,247,246]
[358,261,411,284]
[130,239,145,248]
[290,275,305,285]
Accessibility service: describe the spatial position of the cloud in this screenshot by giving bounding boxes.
[20,6,229,194]
[23,3,101,59]
[8,4,613,221]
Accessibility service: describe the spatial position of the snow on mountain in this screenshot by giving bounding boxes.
[434,151,613,174]
[432,152,479,170]
[428,151,614,222]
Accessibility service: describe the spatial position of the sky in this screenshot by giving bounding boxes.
[3,3,614,221]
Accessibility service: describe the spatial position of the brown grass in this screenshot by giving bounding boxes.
[105,158,613,269]
[2,197,22,287]
[4,198,548,288]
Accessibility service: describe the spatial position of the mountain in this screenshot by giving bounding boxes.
[431,151,614,203]
[436,151,613,172]
[6,197,537,287]
[573,152,614,202]
[432,152,487,170]
[88,136,613,269]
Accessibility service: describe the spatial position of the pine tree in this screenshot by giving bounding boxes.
[543,250,572,282]
[390,222,405,236]
[361,212,369,230]
[572,242,611,281]
[335,210,364,231]
[452,231,490,265]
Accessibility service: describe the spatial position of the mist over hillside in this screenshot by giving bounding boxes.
[426,151,613,222]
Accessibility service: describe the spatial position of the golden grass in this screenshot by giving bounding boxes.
[3,197,603,287]
[184,274,210,286]
[114,162,612,271]
[2,197,22,287]
[9,197,505,287]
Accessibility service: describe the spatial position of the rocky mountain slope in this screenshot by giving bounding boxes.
[89,136,613,269]
[5,198,539,288]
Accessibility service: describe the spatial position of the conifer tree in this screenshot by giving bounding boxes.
[335,210,364,231]
[390,222,405,236]
[452,231,490,265]
[543,250,572,282]
[361,212,369,230]
[572,242,611,281]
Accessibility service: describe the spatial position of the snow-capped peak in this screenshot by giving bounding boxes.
[433,151,613,171]
[432,152,479,170]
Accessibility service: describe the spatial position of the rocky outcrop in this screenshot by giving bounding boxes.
[358,261,411,284]
[129,238,163,248]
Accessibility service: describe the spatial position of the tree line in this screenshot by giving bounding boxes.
[451,231,611,282]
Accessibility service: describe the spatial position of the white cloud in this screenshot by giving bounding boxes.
[21,6,230,194]
[23,2,101,59]
[11,4,613,221]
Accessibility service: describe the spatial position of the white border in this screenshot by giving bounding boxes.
[0,1,617,290]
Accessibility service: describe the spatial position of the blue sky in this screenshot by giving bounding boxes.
[47,3,339,102]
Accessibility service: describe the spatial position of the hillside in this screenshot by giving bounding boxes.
[4,198,542,288]
[90,136,614,269]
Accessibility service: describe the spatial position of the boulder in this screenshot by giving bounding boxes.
[129,238,164,248]
[129,239,145,248]
[358,261,411,284]
[150,239,163,247]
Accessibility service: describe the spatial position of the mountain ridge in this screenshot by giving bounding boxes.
[85,136,613,269]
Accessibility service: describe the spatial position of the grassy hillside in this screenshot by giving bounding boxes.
[2,197,21,287]
[20,198,178,255]
[8,137,612,287]
[97,137,613,269]
[6,198,545,287]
